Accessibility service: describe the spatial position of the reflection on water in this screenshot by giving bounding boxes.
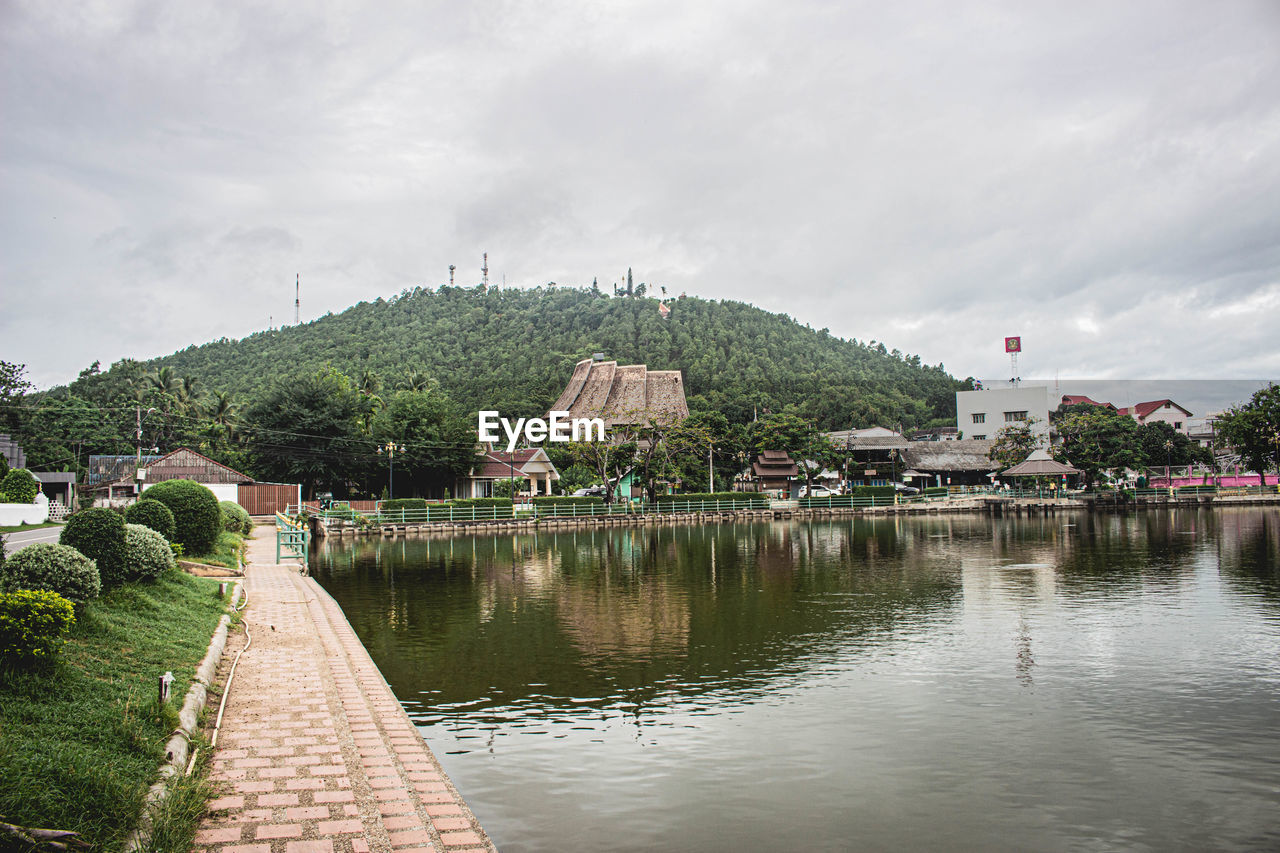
[313,508,1280,852]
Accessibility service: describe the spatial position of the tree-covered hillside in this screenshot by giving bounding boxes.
[141,285,963,429]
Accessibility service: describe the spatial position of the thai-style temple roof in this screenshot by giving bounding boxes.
[550,358,689,427]
[752,450,799,478]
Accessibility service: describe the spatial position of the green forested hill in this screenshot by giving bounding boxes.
[143,285,962,429]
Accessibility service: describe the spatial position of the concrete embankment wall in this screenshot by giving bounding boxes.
[310,492,1280,538]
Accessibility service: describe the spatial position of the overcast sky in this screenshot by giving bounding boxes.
[3,0,1279,394]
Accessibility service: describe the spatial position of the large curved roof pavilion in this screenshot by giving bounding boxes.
[550,358,689,427]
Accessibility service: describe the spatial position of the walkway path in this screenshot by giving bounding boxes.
[193,526,496,853]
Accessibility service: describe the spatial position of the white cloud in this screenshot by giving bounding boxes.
[2,0,1279,389]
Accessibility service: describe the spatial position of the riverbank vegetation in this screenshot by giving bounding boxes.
[0,569,230,850]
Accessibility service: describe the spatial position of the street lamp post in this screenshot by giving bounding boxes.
[377,443,405,499]
[1164,439,1174,496]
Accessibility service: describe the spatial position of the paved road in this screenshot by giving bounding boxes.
[1,525,63,555]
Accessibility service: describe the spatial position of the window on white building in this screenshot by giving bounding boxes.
[1004,411,1028,422]
[972,413,986,424]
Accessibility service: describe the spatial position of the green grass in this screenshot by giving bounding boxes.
[0,521,62,533]
[0,570,230,850]
[182,530,246,569]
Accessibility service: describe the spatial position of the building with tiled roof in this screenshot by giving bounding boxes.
[1060,395,1117,411]
[1118,399,1193,433]
[456,448,559,499]
[550,358,689,428]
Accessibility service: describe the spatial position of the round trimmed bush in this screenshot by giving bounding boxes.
[60,507,127,587]
[0,589,76,670]
[125,498,176,541]
[0,542,102,604]
[143,480,221,555]
[219,500,252,535]
[0,468,39,504]
[124,523,176,580]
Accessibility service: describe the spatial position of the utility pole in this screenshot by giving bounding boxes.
[709,442,714,493]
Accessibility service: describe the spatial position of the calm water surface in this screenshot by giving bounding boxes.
[312,508,1280,852]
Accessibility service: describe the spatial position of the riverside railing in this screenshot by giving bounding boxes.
[303,497,773,524]
[275,511,309,566]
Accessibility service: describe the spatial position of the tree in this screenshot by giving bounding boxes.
[989,418,1042,471]
[1053,408,1143,488]
[369,390,479,497]
[1215,384,1280,478]
[1136,421,1211,472]
[0,361,33,434]
[245,368,367,499]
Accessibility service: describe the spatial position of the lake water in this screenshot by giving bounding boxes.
[311,508,1280,852]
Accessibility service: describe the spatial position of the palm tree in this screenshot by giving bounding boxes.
[177,374,204,416]
[149,366,180,395]
[207,390,241,439]
[401,370,434,392]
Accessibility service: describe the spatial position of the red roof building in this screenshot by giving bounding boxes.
[458,448,559,499]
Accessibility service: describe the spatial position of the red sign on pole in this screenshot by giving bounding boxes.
[1005,336,1021,353]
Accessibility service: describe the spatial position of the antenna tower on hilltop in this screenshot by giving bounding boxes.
[449,264,455,286]
[294,274,300,325]
[482,253,489,288]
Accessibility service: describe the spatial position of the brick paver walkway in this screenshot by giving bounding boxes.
[194,527,496,853]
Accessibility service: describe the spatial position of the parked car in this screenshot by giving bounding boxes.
[893,483,920,496]
[800,485,838,498]
[572,486,606,497]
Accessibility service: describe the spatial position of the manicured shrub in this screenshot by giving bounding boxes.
[220,500,252,535]
[0,589,76,670]
[0,468,40,504]
[652,492,767,506]
[847,485,896,498]
[60,508,127,587]
[0,543,101,604]
[125,498,176,541]
[450,497,514,508]
[143,479,221,555]
[124,523,176,580]
[381,498,428,512]
[530,496,605,507]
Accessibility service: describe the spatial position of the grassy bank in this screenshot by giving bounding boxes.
[0,570,231,850]
[183,530,246,569]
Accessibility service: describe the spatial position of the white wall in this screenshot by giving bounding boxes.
[0,494,49,526]
[956,386,1051,442]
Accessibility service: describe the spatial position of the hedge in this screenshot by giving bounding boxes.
[652,492,767,506]
[59,508,127,588]
[381,498,427,512]
[124,498,176,542]
[450,497,514,508]
[0,543,101,605]
[124,523,176,580]
[922,487,949,497]
[143,479,221,555]
[0,590,76,670]
[531,496,604,507]
[847,485,896,498]
[0,468,40,504]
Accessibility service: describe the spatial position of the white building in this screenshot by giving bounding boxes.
[955,385,1051,443]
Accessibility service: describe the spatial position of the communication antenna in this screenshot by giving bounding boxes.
[482,253,489,288]
[294,274,300,325]
[449,264,455,286]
